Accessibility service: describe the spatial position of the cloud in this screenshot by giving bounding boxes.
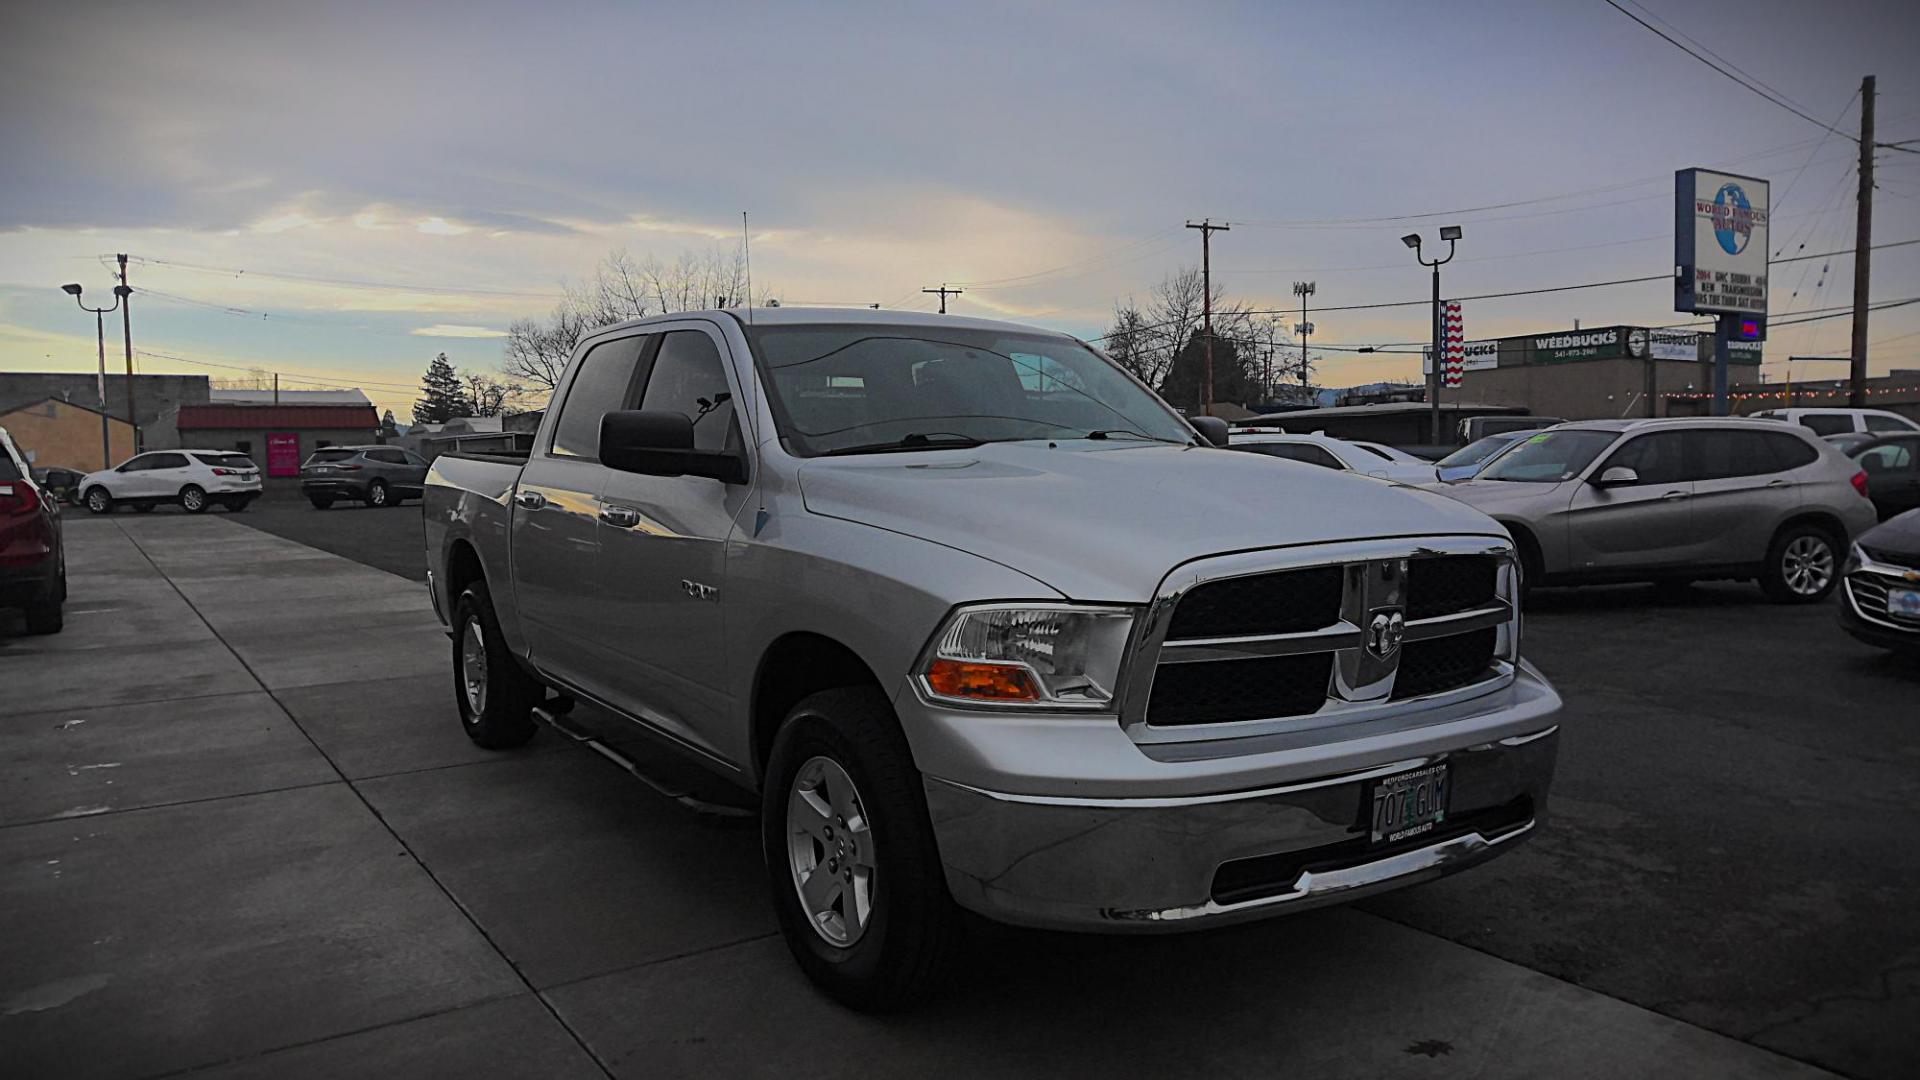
[411,323,507,339]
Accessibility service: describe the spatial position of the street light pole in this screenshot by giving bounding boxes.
[1402,228,1461,444]
[63,282,126,470]
[1293,281,1316,393]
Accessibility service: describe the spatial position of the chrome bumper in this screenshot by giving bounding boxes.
[923,723,1557,932]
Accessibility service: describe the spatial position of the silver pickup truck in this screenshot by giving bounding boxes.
[423,307,1561,1009]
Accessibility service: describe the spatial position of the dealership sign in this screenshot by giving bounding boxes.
[1532,327,1627,363]
[1675,168,1769,316]
[1648,328,1701,361]
[1422,338,1498,374]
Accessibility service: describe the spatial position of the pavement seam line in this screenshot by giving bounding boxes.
[535,930,785,995]
[113,517,618,1080]
[0,778,344,833]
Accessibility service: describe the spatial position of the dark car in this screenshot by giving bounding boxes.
[31,465,84,506]
[1845,432,1920,520]
[300,445,430,509]
[1839,509,1920,653]
[1,427,65,634]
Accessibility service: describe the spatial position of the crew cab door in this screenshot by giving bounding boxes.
[593,323,754,758]
[509,331,650,696]
[1565,431,1695,572]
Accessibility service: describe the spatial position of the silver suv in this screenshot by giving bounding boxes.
[300,445,429,509]
[1428,418,1877,602]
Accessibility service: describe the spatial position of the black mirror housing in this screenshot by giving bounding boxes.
[600,410,747,484]
[1190,415,1231,447]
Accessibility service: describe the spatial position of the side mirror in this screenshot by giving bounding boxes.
[1190,415,1231,447]
[1592,465,1639,488]
[600,410,747,484]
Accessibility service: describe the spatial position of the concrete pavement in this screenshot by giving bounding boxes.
[1,515,1846,1078]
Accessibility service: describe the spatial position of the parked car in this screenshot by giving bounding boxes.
[1824,431,1878,455]
[30,465,84,506]
[1424,418,1877,602]
[1458,415,1564,443]
[78,450,261,514]
[1838,509,1920,653]
[1751,407,1920,437]
[1227,430,1438,483]
[300,445,429,509]
[1843,432,1920,520]
[425,307,1561,1008]
[1,427,64,634]
[1434,430,1537,483]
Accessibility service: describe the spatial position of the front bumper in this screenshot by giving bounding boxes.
[1838,574,1920,651]
[919,666,1560,932]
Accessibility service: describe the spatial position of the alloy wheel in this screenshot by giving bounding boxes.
[786,755,876,947]
[1782,535,1834,596]
[460,617,489,718]
[182,488,205,512]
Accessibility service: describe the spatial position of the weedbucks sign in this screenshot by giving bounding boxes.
[1530,327,1629,363]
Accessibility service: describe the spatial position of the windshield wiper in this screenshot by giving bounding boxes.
[1085,429,1180,444]
[818,432,987,456]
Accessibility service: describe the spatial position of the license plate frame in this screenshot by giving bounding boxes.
[1890,587,1920,620]
[1370,763,1450,844]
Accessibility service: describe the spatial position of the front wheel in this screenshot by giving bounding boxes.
[179,485,209,514]
[308,496,334,510]
[1762,524,1840,603]
[366,480,390,508]
[84,487,113,514]
[452,580,540,748]
[761,686,964,1011]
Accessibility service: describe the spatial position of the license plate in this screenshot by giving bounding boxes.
[1370,764,1450,844]
[1891,588,1920,619]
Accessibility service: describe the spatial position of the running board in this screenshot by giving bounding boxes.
[532,705,753,818]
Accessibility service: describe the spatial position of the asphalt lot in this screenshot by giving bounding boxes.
[2,506,1914,1078]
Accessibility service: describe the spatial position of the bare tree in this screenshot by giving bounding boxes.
[461,371,521,417]
[501,302,587,393]
[1097,267,1262,407]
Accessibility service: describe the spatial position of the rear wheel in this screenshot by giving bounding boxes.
[179,485,209,514]
[221,497,250,512]
[367,480,390,508]
[761,686,964,1011]
[1762,523,1840,603]
[308,496,334,510]
[452,580,540,748]
[84,487,113,514]
[24,574,64,635]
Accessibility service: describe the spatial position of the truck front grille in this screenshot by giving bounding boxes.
[1134,543,1515,734]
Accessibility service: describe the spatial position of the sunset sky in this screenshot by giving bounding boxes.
[5,0,1919,417]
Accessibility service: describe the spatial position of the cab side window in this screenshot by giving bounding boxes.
[1866,414,1916,433]
[639,330,737,453]
[550,335,651,460]
[1799,414,1852,436]
[1602,432,1685,485]
[1857,441,1915,476]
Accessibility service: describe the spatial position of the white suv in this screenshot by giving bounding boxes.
[1751,408,1920,437]
[79,450,263,514]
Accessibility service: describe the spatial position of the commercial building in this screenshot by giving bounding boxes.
[0,397,135,472]
[148,403,380,483]
[1426,325,1760,420]
[0,372,211,449]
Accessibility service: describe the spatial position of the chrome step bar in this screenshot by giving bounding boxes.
[532,705,753,818]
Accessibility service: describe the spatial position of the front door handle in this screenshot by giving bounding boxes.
[599,504,640,528]
[1661,490,1690,500]
[513,490,547,510]
[1766,479,1790,488]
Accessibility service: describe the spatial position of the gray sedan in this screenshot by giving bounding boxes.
[1424,418,1878,602]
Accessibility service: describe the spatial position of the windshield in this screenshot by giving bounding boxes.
[1478,429,1618,483]
[745,324,1193,456]
[1438,434,1520,469]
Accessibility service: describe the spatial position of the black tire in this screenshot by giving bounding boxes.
[366,480,390,508]
[132,502,155,513]
[84,487,113,514]
[222,498,250,512]
[761,686,963,1011]
[1761,522,1842,604]
[24,575,64,635]
[179,485,209,514]
[452,580,540,748]
[308,496,334,510]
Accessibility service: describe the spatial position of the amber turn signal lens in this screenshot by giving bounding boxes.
[925,659,1040,701]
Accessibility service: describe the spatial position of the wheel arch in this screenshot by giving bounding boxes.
[750,632,888,788]
[1499,518,1546,581]
[444,538,487,606]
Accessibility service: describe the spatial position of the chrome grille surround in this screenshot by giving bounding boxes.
[1121,536,1519,744]
[1843,552,1920,629]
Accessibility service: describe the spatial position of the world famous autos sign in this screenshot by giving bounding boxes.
[1675,168,1769,317]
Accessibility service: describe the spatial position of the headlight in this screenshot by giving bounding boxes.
[917,604,1134,708]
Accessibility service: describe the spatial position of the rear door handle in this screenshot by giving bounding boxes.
[514,490,547,510]
[1662,490,1690,500]
[1766,479,1790,488]
[599,505,640,528]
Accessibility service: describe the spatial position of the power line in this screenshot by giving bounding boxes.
[135,348,424,392]
[111,254,564,300]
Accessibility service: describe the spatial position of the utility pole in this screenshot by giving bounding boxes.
[1850,74,1876,407]
[922,284,962,314]
[1186,219,1229,414]
[117,254,138,451]
[1293,281,1316,393]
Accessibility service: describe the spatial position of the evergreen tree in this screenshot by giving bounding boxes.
[413,353,470,424]
[1157,331,1250,410]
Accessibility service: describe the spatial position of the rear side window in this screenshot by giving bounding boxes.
[1857,440,1917,475]
[1799,414,1853,436]
[1236,442,1344,470]
[365,449,407,465]
[1765,433,1819,471]
[552,335,650,459]
[1866,414,1916,433]
[1687,430,1785,480]
[192,453,256,469]
[1603,432,1685,485]
[0,452,21,482]
[308,448,358,463]
[147,452,190,470]
[639,331,736,453]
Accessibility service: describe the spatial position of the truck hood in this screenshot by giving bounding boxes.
[796,441,1507,601]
